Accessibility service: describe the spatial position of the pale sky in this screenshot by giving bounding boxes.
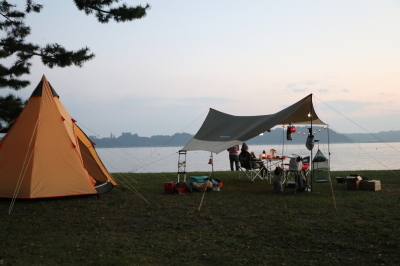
[2,0,400,138]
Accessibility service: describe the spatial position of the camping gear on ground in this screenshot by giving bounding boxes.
[0,76,118,199]
[346,175,362,190]
[312,149,330,183]
[189,176,222,191]
[285,172,307,190]
[164,182,191,194]
[189,176,209,189]
[335,177,346,183]
[359,180,381,191]
[210,178,223,191]
[192,180,213,192]
[212,185,221,191]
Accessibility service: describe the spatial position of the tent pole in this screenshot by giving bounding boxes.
[327,125,331,171]
[282,126,285,157]
[210,152,214,178]
[310,94,313,192]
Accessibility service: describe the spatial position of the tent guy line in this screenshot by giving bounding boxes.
[313,94,400,155]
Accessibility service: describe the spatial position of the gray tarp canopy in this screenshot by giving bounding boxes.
[182,94,326,153]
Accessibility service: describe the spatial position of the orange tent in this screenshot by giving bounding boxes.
[0,75,118,198]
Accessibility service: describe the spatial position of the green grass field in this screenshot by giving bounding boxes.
[1,170,400,265]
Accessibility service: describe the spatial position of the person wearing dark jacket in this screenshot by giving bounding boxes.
[239,143,268,176]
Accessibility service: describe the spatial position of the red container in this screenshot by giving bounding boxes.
[164,182,190,194]
[164,182,175,194]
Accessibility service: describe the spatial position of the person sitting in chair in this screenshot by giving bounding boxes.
[239,143,268,176]
[238,143,252,169]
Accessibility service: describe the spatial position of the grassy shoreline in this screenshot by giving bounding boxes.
[1,170,399,265]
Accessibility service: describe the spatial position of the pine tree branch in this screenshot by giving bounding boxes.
[73,0,150,23]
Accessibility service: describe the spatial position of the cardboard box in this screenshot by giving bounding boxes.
[346,175,362,190]
[360,180,381,191]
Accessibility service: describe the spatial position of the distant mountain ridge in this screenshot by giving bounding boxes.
[89,127,400,148]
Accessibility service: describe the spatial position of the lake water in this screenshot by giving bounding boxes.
[97,142,400,173]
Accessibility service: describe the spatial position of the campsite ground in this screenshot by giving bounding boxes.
[1,170,400,265]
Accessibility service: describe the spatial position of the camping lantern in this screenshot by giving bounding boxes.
[289,125,296,133]
[262,150,266,159]
[208,158,213,164]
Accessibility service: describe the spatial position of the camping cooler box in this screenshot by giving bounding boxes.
[164,182,190,194]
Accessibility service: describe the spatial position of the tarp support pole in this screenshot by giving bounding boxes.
[210,152,214,178]
[310,94,313,192]
[282,126,285,157]
[327,125,337,210]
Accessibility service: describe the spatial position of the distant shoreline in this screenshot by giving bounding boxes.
[90,127,400,148]
[95,140,400,149]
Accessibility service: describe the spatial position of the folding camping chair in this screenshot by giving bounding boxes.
[238,153,264,182]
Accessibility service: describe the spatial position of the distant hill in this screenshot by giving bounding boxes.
[90,132,194,148]
[89,127,400,148]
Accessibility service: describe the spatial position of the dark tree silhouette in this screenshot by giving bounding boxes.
[0,93,25,132]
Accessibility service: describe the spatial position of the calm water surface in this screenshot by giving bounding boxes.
[97,142,400,173]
